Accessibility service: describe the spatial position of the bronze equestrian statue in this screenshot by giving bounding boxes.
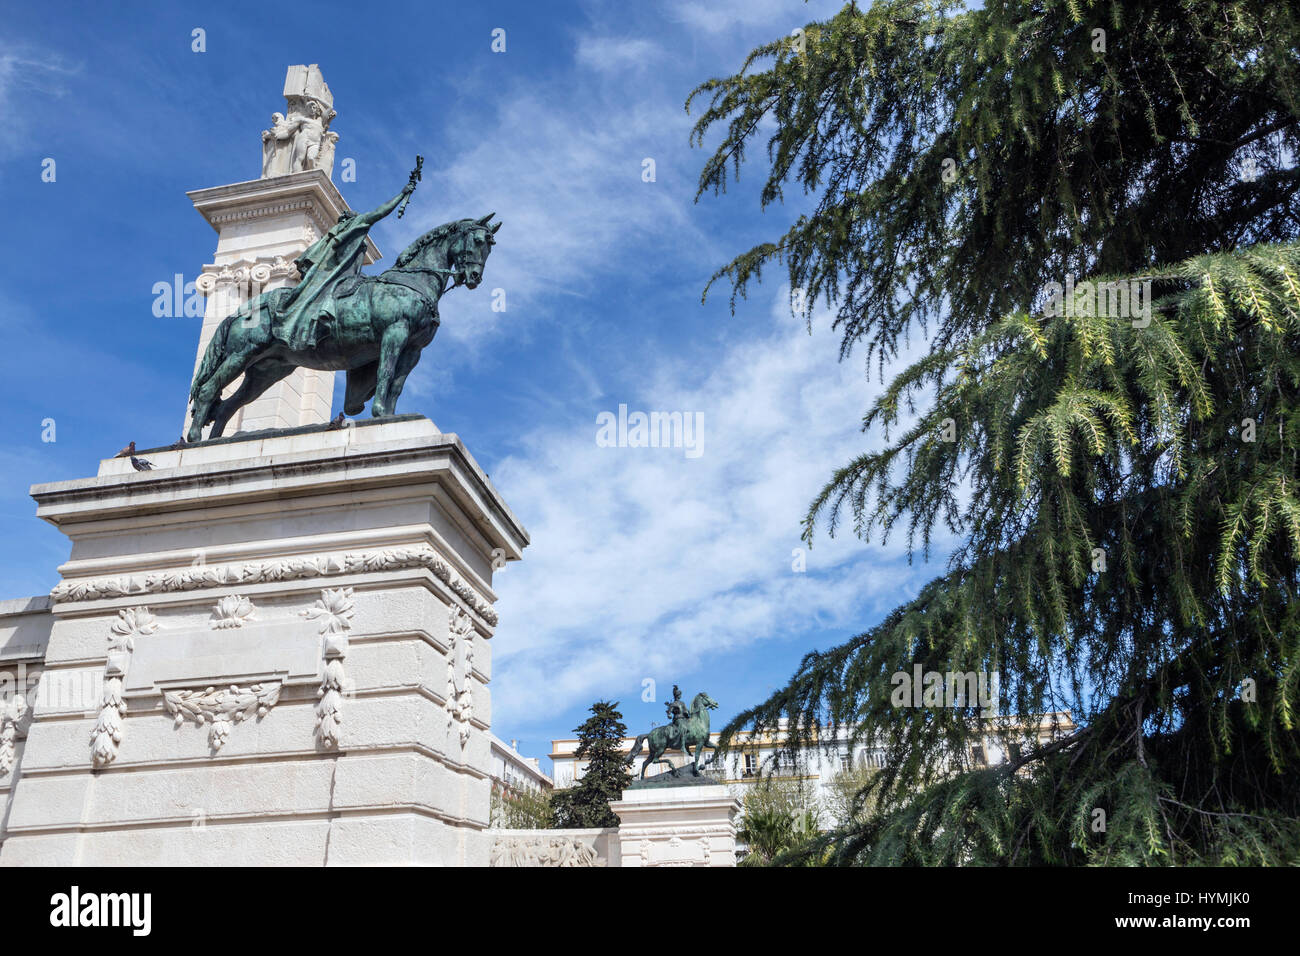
[188,159,500,442]
[625,690,720,779]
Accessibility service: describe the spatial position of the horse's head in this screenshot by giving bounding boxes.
[447,213,501,289]
[692,692,718,713]
[394,213,502,291]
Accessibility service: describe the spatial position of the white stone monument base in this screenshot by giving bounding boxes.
[0,416,526,867]
[609,784,741,867]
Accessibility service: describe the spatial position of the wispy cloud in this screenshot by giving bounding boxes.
[383,69,703,352]
[667,0,834,36]
[575,36,662,73]
[0,42,80,159]
[488,290,947,728]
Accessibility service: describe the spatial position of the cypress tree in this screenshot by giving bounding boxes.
[551,701,632,829]
[690,0,1300,864]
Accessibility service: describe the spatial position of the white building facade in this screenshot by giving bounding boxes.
[490,733,553,794]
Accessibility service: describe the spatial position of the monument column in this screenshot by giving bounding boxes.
[183,65,376,438]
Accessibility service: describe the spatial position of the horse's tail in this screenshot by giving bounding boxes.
[624,733,648,766]
[189,313,234,402]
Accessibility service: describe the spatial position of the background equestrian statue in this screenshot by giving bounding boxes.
[624,690,720,780]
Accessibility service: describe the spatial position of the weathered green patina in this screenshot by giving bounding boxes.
[187,159,499,442]
[624,688,719,782]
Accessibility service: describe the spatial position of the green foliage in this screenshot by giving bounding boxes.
[689,0,1300,368]
[551,701,632,829]
[822,765,882,828]
[692,0,1300,865]
[736,779,827,866]
[490,783,556,830]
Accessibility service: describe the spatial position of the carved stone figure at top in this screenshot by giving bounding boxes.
[261,111,296,177]
[260,64,339,179]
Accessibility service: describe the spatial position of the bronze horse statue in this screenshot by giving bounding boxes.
[625,691,719,779]
[187,176,499,442]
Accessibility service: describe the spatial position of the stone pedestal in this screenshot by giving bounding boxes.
[184,170,380,438]
[609,784,741,867]
[0,417,527,866]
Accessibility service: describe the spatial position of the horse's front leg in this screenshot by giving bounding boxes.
[698,740,716,771]
[386,343,424,414]
[188,347,257,442]
[371,320,410,417]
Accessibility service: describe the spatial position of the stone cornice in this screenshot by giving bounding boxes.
[186,169,380,263]
[31,426,529,562]
[49,545,499,626]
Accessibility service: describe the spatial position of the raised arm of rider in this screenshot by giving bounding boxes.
[359,186,410,227]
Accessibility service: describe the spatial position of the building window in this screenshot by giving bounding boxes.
[970,744,987,767]
[839,752,852,772]
[743,752,758,777]
[862,749,886,770]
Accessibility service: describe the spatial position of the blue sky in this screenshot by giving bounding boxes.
[0,0,954,769]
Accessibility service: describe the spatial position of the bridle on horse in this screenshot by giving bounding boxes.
[374,224,488,307]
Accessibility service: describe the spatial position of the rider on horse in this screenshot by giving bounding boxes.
[186,157,498,443]
[665,685,688,747]
[276,163,420,350]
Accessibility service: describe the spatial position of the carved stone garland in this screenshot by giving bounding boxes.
[446,606,474,747]
[90,607,157,768]
[305,587,354,748]
[163,683,280,751]
[0,692,28,775]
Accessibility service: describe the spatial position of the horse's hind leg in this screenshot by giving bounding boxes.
[343,361,378,416]
[209,361,294,438]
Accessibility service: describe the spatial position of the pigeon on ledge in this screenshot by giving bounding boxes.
[114,441,136,458]
[130,456,154,472]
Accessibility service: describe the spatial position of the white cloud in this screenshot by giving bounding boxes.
[667,0,841,37]
[370,3,818,366]
[487,289,949,728]
[0,42,79,159]
[376,67,704,361]
[575,36,662,73]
